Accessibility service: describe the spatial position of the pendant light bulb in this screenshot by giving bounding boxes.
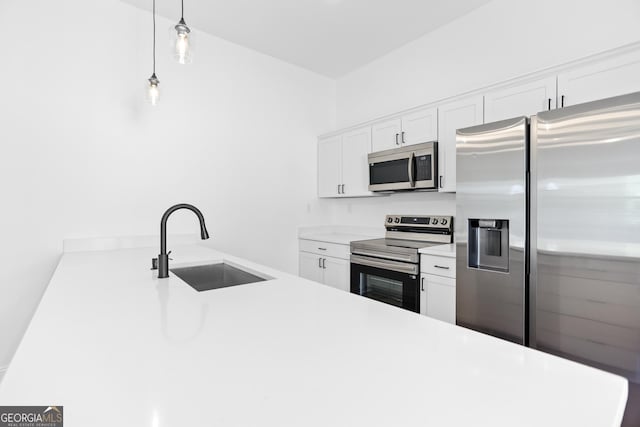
[148,74,160,107]
[173,19,192,64]
[172,0,193,64]
[147,0,160,106]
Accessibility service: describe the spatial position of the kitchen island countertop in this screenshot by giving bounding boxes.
[0,245,627,426]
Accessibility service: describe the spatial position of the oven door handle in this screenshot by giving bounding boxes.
[408,152,415,187]
[350,248,417,263]
[350,254,419,275]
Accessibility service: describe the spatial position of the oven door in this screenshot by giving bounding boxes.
[368,142,437,191]
[350,255,420,312]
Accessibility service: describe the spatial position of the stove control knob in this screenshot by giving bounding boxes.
[441,218,448,225]
[394,217,400,223]
[387,217,393,223]
[431,218,438,225]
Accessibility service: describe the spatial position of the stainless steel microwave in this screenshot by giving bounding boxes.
[368,141,438,192]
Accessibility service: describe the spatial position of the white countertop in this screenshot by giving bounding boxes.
[419,243,456,258]
[0,245,627,426]
[298,225,383,245]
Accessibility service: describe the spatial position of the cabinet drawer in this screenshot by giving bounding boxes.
[421,254,456,278]
[299,239,350,260]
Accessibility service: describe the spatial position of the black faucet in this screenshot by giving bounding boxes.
[154,203,210,279]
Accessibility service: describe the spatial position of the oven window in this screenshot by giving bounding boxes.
[360,273,404,308]
[415,155,432,181]
[370,158,410,184]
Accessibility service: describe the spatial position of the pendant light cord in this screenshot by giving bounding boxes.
[181,0,184,20]
[152,0,156,74]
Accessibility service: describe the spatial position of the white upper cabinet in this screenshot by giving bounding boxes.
[317,135,342,198]
[371,118,402,152]
[484,76,557,122]
[437,96,484,193]
[318,47,640,199]
[401,107,438,146]
[371,109,437,152]
[558,49,640,107]
[318,127,372,198]
[341,127,372,197]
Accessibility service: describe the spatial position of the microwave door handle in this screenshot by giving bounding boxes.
[408,153,415,187]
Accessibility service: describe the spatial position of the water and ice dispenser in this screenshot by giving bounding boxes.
[468,219,509,273]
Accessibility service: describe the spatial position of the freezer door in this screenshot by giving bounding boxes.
[532,92,640,422]
[456,117,528,344]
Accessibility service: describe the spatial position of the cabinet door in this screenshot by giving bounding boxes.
[341,126,372,197]
[401,107,438,146]
[317,135,342,198]
[371,118,402,152]
[558,50,640,107]
[484,76,557,122]
[437,96,483,193]
[299,251,323,283]
[323,256,350,292]
[425,275,456,324]
[420,274,428,316]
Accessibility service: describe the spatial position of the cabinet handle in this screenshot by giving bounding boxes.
[561,95,565,108]
[395,133,399,145]
[548,98,552,110]
[401,131,405,144]
[434,265,450,270]
[337,184,341,195]
[341,184,345,194]
[322,258,326,269]
[318,247,327,251]
[421,277,425,292]
[439,175,444,189]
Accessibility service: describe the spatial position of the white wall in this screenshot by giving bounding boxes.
[327,0,640,227]
[328,193,455,227]
[0,0,335,373]
[336,0,640,126]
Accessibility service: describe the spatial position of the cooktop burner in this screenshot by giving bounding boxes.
[350,215,454,264]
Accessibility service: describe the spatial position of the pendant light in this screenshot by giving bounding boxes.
[147,0,160,106]
[172,0,193,64]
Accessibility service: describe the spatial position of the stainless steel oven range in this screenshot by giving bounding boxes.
[350,215,453,312]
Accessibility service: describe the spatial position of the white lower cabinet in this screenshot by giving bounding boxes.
[298,239,350,292]
[299,251,324,283]
[420,254,456,324]
[321,256,350,292]
[421,274,456,324]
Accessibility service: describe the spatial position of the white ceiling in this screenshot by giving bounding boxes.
[122,0,492,78]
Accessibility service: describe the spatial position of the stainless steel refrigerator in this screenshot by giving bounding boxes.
[456,92,640,424]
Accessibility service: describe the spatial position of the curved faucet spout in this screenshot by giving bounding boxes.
[157,203,210,278]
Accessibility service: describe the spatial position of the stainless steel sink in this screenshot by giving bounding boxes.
[170,262,268,292]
